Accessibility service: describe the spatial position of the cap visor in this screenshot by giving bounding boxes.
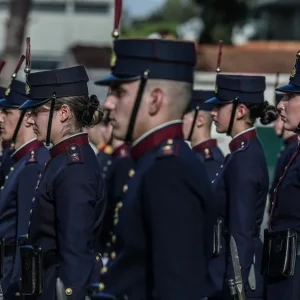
[205,97,225,104]
[19,98,50,110]
[94,74,141,86]
[275,84,300,93]
[0,99,19,108]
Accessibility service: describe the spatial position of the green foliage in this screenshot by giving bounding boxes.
[124,0,198,38]
[123,22,178,38]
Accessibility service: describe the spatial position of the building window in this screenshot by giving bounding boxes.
[32,3,66,13]
[74,3,109,14]
[0,1,8,9]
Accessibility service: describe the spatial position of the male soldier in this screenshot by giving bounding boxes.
[183,89,224,181]
[0,79,49,299]
[90,38,216,300]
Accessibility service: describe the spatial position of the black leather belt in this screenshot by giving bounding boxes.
[43,251,59,270]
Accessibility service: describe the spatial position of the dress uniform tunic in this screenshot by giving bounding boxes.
[0,141,14,187]
[204,75,270,300]
[206,129,268,299]
[192,139,224,182]
[97,144,113,180]
[92,37,216,300]
[97,122,216,300]
[100,143,134,256]
[18,66,106,300]
[0,140,49,299]
[264,51,300,300]
[26,133,105,300]
[186,90,225,182]
[270,134,298,195]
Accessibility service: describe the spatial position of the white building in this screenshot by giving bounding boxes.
[0,0,114,70]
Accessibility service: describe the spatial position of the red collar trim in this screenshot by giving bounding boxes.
[229,129,257,153]
[131,123,183,159]
[12,140,44,163]
[192,139,217,152]
[50,133,89,158]
[112,143,130,158]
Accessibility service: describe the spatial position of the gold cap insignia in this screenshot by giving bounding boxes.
[5,87,10,96]
[291,63,296,78]
[291,51,300,78]
[110,50,117,68]
[25,83,30,95]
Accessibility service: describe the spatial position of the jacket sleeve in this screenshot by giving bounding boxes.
[54,163,104,299]
[224,154,260,286]
[10,163,42,288]
[142,156,209,300]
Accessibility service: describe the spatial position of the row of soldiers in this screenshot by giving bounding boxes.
[0,32,299,300]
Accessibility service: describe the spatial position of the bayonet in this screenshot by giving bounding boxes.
[228,235,246,300]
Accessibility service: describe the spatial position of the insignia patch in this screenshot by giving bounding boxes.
[28,151,36,162]
[67,144,83,164]
[156,142,180,158]
[204,148,211,159]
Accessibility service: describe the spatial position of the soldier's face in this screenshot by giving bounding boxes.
[182,111,194,139]
[27,105,51,142]
[211,103,232,133]
[277,93,300,131]
[273,117,284,137]
[104,81,146,141]
[0,108,21,141]
[86,123,113,146]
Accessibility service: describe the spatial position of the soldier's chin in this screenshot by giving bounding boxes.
[284,122,297,132]
[35,133,45,142]
[215,126,226,134]
[112,128,126,141]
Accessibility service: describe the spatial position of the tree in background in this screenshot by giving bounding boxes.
[0,0,32,86]
[124,0,199,38]
[194,0,249,44]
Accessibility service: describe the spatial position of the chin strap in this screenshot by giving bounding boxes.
[226,97,239,136]
[187,107,199,142]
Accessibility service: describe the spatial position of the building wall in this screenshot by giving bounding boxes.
[0,0,114,64]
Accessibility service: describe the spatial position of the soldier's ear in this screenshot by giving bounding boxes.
[59,104,72,123]
[196,111,205,127]
[148,87,163,116]
[235,103,247,120]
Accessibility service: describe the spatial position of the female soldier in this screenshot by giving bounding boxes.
[263,51,300,299]
[204,74,277,300]
[18,65,106,300]
[0,79,49,299]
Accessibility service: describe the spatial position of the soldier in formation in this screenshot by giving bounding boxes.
[183,89,224,181]
[0,13,300,300]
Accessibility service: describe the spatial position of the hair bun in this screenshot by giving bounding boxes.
[259,100,278,125]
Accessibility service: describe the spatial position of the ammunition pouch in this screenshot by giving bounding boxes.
[20,245,44,295]
[262,228,298,279]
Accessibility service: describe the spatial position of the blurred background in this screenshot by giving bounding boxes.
[0,0,299,177]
